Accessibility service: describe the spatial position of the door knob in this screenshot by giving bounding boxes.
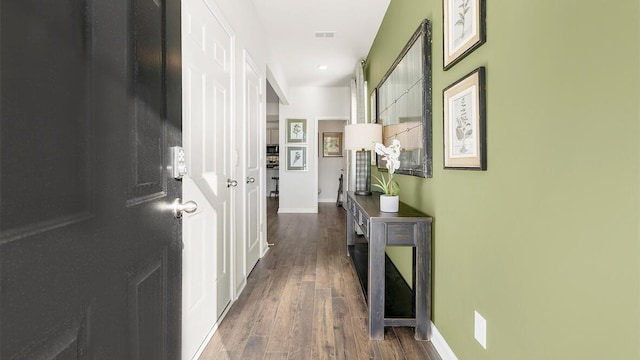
[246,177,255,184]
[227,179,238,188]
[172,198,198,218]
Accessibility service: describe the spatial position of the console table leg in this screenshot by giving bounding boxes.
[346,210,354,256]
[414,222,431,340]
[368,223,386,340]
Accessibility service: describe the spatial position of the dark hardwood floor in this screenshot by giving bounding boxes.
[198,198,441,360]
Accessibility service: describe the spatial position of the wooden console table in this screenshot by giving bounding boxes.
[346,191,432,340]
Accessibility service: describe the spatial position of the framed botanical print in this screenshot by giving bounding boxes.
[443,0,486,69]
[322,132,343,157]
[286,118,307,143]
[286,146,307,171]
[443,67,486,170]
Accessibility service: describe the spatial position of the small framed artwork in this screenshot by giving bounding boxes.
[286,118,307,143]
[286,146,307,171]
[443,0,486,70]
[443,67,486,170]
[322,132,343,157]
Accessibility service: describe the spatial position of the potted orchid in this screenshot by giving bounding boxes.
[372,139,401,212]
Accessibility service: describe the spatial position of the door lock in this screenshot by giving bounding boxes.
[169,146,188,179]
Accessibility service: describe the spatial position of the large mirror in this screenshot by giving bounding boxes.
[375,19,432,178]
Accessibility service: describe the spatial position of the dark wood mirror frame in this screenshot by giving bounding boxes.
[375,19,432,178]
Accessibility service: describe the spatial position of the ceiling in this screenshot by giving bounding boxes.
[251,0,390,89]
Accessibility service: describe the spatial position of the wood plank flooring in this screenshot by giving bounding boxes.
[198,198,441,360]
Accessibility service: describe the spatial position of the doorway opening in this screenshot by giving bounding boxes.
[266,81,281,217]
[317,119,347,205]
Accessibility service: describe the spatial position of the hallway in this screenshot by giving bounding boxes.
[199,199,441,359]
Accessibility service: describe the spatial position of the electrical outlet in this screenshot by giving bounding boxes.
[474,311,487,349]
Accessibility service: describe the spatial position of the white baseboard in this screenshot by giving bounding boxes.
[277,208,317,213]
[318,198,335,203]
[431,322,459,360]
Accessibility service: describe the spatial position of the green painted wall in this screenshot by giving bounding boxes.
[366,1,640,359]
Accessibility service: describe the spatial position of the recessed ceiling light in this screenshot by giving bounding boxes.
[317,65,328,70]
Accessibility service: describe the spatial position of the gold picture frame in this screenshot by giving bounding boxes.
[322,132,343,157]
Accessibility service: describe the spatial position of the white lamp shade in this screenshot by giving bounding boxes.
[344,123,382,150]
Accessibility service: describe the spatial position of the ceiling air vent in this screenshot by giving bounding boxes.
[314,31,336,39]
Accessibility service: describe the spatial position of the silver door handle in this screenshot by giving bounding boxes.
[172,198,198,218]
[227,179,238,188]
[246,177,255,184]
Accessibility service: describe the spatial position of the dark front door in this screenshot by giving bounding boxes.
[1,0,182,359]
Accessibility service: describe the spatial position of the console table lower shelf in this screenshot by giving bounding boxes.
[348,240,414,318]
[346,191,432,341]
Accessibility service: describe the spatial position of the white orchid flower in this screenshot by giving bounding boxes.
[374,142,387,155]
[384,155,401,174]
[375,139,401,175]
[372,139,402,195]
[375,139,400,157]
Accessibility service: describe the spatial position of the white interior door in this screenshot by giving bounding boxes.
[182,0,234,358]
[243,52,262,274]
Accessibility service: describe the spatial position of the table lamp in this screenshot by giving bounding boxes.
[344,123,382,195]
